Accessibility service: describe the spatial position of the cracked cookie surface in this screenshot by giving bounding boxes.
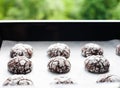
[81,43,103,57]
[48,56,71,73]
[47,43,70,59]
[10,43,33,59]
[8,56,32,74]
[3,76,33,86]
[96,74,120,83]
[84,55,110,74]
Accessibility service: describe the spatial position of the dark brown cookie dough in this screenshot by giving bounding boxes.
[47,43,70,59]
[48,56,71,74]
[84,55,110,74]
[3,76,33,86]
[96,74,120,83]
[8,56,32,74]
[81,43,103,57]
[10,43,33,59]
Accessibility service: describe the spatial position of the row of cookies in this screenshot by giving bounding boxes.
[4,44,33,86]
[47,43,71,74]
[81,43,110,74]
[8,42,120,75]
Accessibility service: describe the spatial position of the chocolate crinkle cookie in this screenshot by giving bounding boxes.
[3,76,33,86]
[84,55,110,74]
[47,43,70,59]
[96,74,120,83]
[116,44,120,56]
[48,56,71,74]
[8,56,32,74]
[81,43,103,57]
[10,43,33,59]
[54,76,74,84]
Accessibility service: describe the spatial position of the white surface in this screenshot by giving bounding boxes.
[0,40,120,88]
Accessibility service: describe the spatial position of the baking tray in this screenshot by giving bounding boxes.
[0,40,120,88]
[0,22,120,41]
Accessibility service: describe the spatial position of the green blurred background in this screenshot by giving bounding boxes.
[0,0,120,20]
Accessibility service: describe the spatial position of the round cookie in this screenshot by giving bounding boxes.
[81,43,103,57]
[10,43,33,59]
[84,55,110,74]
[48,56,71,74]
[54,76,74,84]
[3,75,33,86]
[8,56,32,74]
[116,44,120,56]
[96,74,120,83]
[47,43,70,59]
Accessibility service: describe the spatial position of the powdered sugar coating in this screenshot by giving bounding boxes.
[47,43,70,59]
[8,56,32,74]
[81,43,103,57]
[96,74,120,83]
[10,43,33,59]
[48,56,71,73]
[84,55,110,74]
[3,75,33,86]
[54,76,74,84]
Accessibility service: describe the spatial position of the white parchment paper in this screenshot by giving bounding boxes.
[0,40,120,88]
